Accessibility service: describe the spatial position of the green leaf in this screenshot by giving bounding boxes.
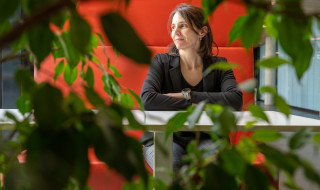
[165,112,190,140]
[16,94,32,115]
[69,132,90,189]
[89,33,99,51]
[185,140,201,157]
[274,95,290,117]
[53,32,81,68]
[108,64,122,78]
[300,159,320,186]
[96,32,105,46]
[289,128,312,150]
[252,129,282,142]
[65,92,87,114]
[52,36,64,59]
[245,120,257,129]
[63,64,78,86]
[0,0,19,24]
[125,137,149,186]
[245,164,269,190]
[32,84,66,129]
[205,104,223,116]
[283,169,301,190]
[93,123,148,185]
[187,100,206,129]
[201,0,223,21]
[101,13,151,64]
[116,105,145,130]
[218,149,246,177]
[102,71,121,100]
[54,60,65,82]
[259,144,298,174]
[85,66,94,88]
[239,78,257,93]
[124,176,154,190]
[0,20,11,36]
[123,177,145,190]
[120,93,134,109]
[214,107,236,137]
[11,34,28,52]
[70,12,91,54]
[293,37,313,80]
[128,89,144,111]
[90,54,100,64]
[96,32,107,54]
[3,161,27,189]
[203,163,238,190]
[257,57,290,68]
[278,16,313,80]
[15,69,36,94]
[23,0,53,14]
[248,105,269,123]
[313,132,320,145]
[84,86,105,108]
[113,46,119,59]
[229,15,248,44]
[265,14,278,38]
[241,9,266,48]
[80,60,86,80]
[168,182,183,190]
[28,23,54,67]
[26,129,76,189]
[260,86,277,95]
[5,112,20,123]
[203,62,239,77]
[96,106,123,127]
[51,11,68,29]
[236,138,258,163]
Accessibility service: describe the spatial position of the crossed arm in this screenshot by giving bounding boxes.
[140,55,243,111]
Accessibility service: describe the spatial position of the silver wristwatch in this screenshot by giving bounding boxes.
[181,88,191,100]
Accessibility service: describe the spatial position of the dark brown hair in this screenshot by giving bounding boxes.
[167,3,218,57]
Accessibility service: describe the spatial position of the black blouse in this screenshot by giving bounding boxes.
[139,53,243,146]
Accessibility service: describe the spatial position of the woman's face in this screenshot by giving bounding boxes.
[171,12,200,52]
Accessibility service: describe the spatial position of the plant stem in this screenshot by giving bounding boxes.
[0,52,29,64]
[231,0,320,18]
[0,0,74,48]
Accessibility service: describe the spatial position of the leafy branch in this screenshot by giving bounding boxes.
[0,0,74,48]
[235,0,320,18]
[0,51,29,64]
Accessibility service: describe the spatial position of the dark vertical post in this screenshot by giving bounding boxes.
[0,47,2,108]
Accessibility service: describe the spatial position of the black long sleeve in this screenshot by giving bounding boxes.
[140,54,191,110]
[140,53,243,111]
[190,68,243,111]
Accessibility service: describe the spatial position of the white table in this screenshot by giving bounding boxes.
[2,109,320,184]
[128,110,320,184]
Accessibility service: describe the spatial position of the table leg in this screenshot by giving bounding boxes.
[153,131,173,184]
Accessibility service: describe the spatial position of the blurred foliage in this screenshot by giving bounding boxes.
[0,0,320,190]
[228,0,316,80]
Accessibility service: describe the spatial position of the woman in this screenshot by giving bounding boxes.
[140,4,243,172]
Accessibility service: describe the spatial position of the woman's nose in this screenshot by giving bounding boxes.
[172,28,180,36]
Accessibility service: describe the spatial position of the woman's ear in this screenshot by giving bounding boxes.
[199,26,208,38]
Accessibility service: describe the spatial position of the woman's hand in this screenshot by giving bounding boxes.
[163,93,184,99]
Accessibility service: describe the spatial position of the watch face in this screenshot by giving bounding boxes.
[182,88,191,100]
[182,88,191,93]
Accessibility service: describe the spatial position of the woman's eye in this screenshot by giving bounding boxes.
[181,24,188,28]
[171,26,176,30]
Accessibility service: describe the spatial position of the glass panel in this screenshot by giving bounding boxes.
[1,47,21,108]
[276,21,320,111]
